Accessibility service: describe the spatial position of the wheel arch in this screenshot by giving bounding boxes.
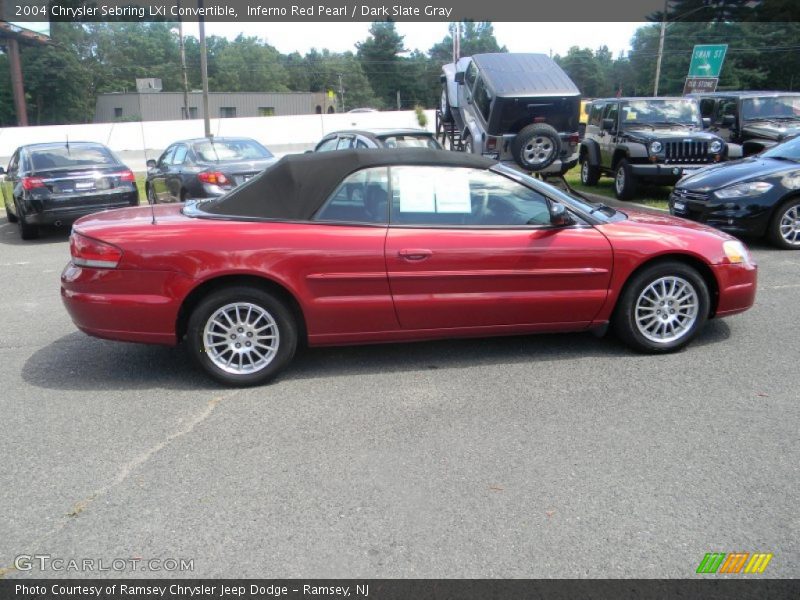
[613,253,720,319]
[580,140,601,166]
[611,148,630,170]
[175,274,308,345]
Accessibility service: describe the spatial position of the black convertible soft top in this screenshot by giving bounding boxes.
[199,148,497,221]
[472,53,580,98]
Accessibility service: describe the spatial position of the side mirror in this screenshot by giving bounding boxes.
[0,166,5,176]
[146,159,157,170]
[549,203,574,227]
[702,117,711,128]
[721,115,735,127]
[602,118,615,132]
[454,71,465,84]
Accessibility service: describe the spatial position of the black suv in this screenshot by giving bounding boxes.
[691,91,800,158]
[579,97,726,199]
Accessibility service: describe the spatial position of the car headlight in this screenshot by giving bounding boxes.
[723,240,753,266]
[709,140,723,153]
[649,141,662,154]
[715,181,773,198]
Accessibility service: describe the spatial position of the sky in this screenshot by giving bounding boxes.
[179,22,647,58]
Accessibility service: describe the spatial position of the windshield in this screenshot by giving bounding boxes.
[620,99,700,127]
[28,145,118,171]
[192,140,273,162]
[493,164,624,223]
[379,135,441,149]
[762,135,800,160]
[741,95,800,121]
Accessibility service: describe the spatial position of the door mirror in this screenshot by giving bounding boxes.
[454,71,465,84]
[721,114,735,127]
[702,117,711,128]
[549,203,574,227]
[146,159,157,170]
[0,166,5,176]
[601,118,615,132]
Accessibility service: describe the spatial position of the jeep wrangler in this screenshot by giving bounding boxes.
[691,91,800,158]
[440,53,581,175]
[579,97,726,200]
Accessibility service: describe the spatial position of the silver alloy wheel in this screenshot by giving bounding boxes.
[523,137,554,166]
[615,166,625,194]
[203,302,280,375]
[778,204,800,246]
[634,276,699,344]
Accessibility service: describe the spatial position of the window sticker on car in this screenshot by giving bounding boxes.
[398,171,436,212]
[625,111,638,120]
[434,172,471,213]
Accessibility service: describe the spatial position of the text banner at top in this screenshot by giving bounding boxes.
[4,0,800,22]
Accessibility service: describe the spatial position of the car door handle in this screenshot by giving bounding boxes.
[398,248,432,261]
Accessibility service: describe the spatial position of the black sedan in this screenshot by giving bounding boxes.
[670,135,800,249]
[145,137,276,204]
[1,142,139,240]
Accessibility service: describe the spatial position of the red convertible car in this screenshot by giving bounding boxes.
[61,149,757,386]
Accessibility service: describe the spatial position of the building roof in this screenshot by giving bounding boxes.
[471,53,580,98]
[199,148,496,221]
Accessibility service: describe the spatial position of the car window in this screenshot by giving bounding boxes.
[336,136,353,150]
[7,151,19,174]
[698,99,715,118]
[589,103,604,126]
[473,77,492,121]
[28,145,117,171]
[159,146,176,168]
[316,137,339,152]
[465,61,478,90]
[390,166,551,227]
[192,140,272,162]
[172,145,188,165]
[356,138,370,149]
[379,135,440,149]
[602,103,619,128]
[314,167,389,224]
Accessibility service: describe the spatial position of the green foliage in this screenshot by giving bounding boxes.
[415,105,427,128]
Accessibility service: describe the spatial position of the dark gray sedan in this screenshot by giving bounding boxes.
[145,137,276,204]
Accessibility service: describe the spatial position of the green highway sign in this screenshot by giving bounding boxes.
[688,44,728,78]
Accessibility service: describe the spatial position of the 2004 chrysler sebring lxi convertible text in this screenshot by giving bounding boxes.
[61,149,757,386]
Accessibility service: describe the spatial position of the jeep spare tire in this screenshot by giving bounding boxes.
[512,123,561,171]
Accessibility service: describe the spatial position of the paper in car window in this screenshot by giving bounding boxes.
[434,172,471,213]
[398,170,435,212]
[625,111,637,120]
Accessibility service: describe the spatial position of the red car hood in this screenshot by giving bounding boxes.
[615,207,736,238]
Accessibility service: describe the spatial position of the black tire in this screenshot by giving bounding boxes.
[511,123,561,171]
[440,85,453,123]
[5,202,18,223]
[613,159,638,200]
[17,203,38,240]
[767,197,800,250]
[187,286,298,386]
[579,156,600,186]
[147,184,157,205]
[613,261,710,354]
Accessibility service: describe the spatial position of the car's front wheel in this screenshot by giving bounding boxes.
[440,85,453,123]
[580,157,600,186]
[187,286,298,386]
[613,261,710,353]
[768,197,800,250]
[614,159,637,200]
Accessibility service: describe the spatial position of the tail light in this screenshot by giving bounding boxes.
[22,176,46,190]
[568,133,581,144]
[198,171,231,186]
[485,136,498,151]
[113,170,136,182]
[70,232,123,269]
[533,117,546,123]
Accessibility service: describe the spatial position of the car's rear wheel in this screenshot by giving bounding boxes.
[613,261,709,353]
[511,123,561,171]
[16,203,38,240]
[614,159,637,200]
[768,197,800,250]
[187,286,298,386]
[580,157,600,186]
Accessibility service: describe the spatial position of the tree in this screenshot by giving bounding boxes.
[357,22,405,108]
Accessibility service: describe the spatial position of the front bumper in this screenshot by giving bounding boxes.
[711,261,758,318]
[61,263,195,346]
[668,191,773,238]
[630,163,711,183]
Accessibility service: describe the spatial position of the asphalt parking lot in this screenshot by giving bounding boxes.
[0,209,797,579]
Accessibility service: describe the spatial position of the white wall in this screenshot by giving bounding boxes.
[0,110,437,172]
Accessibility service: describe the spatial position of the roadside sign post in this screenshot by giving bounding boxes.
[684,44,727,94]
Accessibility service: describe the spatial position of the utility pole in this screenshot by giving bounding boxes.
[177,10,190,119]
[7,37,28,126]
[198,0,211,137]
[338,73,345,113]
[452,22,460,63]
[654,0,668,96]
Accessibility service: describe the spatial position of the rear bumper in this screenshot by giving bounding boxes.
[712,261,758,318]
[24,193,139,225]
[60,263,195,346]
